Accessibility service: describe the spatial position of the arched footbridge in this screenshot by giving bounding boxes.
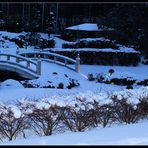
[0,53,41,80]
[0,51,80,80]
[19,51,80,73]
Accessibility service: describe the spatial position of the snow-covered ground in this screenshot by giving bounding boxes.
[4,120,148,145]
[0,62,124,103]
[0,31,147,145]
[0,62,148,106]
[80,64,148,81]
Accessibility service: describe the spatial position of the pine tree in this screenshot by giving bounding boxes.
[46,11,55,38]
[30,4,41,33]
[0,10,5,30]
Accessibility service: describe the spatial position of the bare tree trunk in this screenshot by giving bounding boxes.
[41,2,44,32]
[55,3,59,34]
[28,3,30,21]
[22,2,25,31]
[7,3,9,17]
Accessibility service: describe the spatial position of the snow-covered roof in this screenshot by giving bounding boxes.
[66,23,114,31]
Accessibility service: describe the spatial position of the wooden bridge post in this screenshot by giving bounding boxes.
[75,53,80,73]
[37,55,41,75]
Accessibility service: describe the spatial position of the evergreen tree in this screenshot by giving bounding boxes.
[30,4,41,33]
[0,10,5,30]
[46,11,55,38]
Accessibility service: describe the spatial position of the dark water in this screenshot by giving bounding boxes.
[0,71,28,82]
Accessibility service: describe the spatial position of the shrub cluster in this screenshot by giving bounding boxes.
[5,33,55,49]
[19,33,55,49]
[9,38,24,48]
[0,95,148,141]
[62,40,118,49]
[110,78,136,86]
[137,79,148,86]
[20,77,80,89]
[87,70,148,88]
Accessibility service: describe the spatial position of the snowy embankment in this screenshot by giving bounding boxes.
[4,121,148,145]
[0,63,148,104]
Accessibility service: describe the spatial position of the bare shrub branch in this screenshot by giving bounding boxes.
[0,104,26,141]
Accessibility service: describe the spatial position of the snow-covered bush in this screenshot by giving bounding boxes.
[87,73,105,82]
[137,97,148,118]
[18,33,55,48]
[95,73,106,83]
[57,83,64,89]
[137,79,148,86]
[87,71,148,87]
[126,85,133,89]
[97,104,115,128]
[0,39,5,48]
[111,95,139,124]
[1,89,148,141]
[0,104,26,141]
[58,99,92,132]
[110,78,136,86]
[87,73,95,81]
[9,38,24,48]
[2,36,9,40]
[20,74,80,89]
[88,100,114,128]
[27,104,61,136]
[67,78,80,89]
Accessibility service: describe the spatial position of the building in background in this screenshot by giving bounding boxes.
[61,23,115,41]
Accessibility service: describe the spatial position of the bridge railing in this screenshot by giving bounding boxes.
[0,53,41,75]
[19,51,80,72]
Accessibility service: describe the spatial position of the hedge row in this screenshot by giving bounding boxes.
[0,95,148,141]
[51,50,140,66]
[62,40,118,49]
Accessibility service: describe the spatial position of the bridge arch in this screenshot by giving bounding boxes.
[19,51,80,72]
[0,53,41,80]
